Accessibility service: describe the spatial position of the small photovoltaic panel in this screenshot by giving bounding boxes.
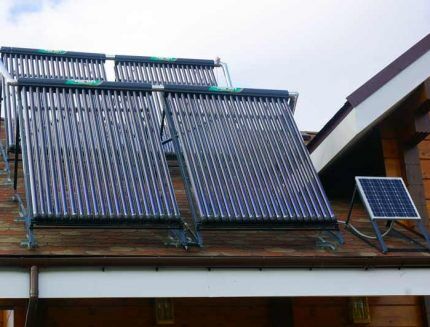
[356,177,420,220]
[17,79,181,226]
[1,47,107,152]
[163,87,337,227]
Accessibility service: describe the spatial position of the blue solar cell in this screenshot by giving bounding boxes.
[356,177,419,219]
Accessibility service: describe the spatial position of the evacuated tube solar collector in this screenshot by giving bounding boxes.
[15,78,186,247]
[159,84,339,245]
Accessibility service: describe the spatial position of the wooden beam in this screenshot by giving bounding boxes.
[390,78,430,146]
[415,79,430,114]
[403,145,428,221]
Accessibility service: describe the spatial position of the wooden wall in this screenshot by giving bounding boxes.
[419,135,430,224]
[6,296,427,327]
[294,297,426,327]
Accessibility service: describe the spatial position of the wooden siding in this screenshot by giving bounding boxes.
[294,296,425,327]
[5,296,426,327]
[419,135,430,226]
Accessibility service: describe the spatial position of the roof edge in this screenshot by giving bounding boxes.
[308,33,430,154]
[0,255,428,269]
[307,101,352,153]
[347,33,430,107]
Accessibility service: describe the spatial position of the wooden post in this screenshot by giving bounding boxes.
[404,145,428,221]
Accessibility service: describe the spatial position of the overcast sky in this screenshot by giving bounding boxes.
[1,0,429,131]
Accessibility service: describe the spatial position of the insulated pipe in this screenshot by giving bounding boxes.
[288,92,299,113]
[220,61,233,87]
[0,58,17,84]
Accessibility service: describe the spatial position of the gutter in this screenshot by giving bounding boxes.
[0,256,428,269]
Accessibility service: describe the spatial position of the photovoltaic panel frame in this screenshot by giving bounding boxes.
[356,176,420,220]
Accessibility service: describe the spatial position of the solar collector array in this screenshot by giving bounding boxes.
[164,88,336,226]
[18,79,180,225]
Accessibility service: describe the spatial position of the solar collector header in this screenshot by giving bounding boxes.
[16,79,289,97]
[1,46,106,60]
[115,55,216,66]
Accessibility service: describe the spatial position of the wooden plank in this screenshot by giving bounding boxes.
[423,180,430,199]
[293,297,347,306]
[382,139,401,158]
[293,304,348,327]
[14,307,25,327]
[403,145,427,221]
[421,160,430,179]
[418,140,430,159]
[369,304,424,327]
[368,296,422,306]
[384,158,404,177]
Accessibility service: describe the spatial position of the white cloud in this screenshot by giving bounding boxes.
[0,0,429,130]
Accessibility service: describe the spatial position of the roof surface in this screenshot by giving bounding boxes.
[0,158,428,268]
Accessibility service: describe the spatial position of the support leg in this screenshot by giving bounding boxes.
[167,228,188,249]
[345,186,357,225]
[0,86,10,179]
[13,118,20,191]
[416,221,430,251]
[0,143,11,184]
[160,109,166,139]
[370,220,388,254]
[21,218,36,248]
[328,230,344,245]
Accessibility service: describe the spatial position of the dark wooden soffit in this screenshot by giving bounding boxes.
[308,33,430,154]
